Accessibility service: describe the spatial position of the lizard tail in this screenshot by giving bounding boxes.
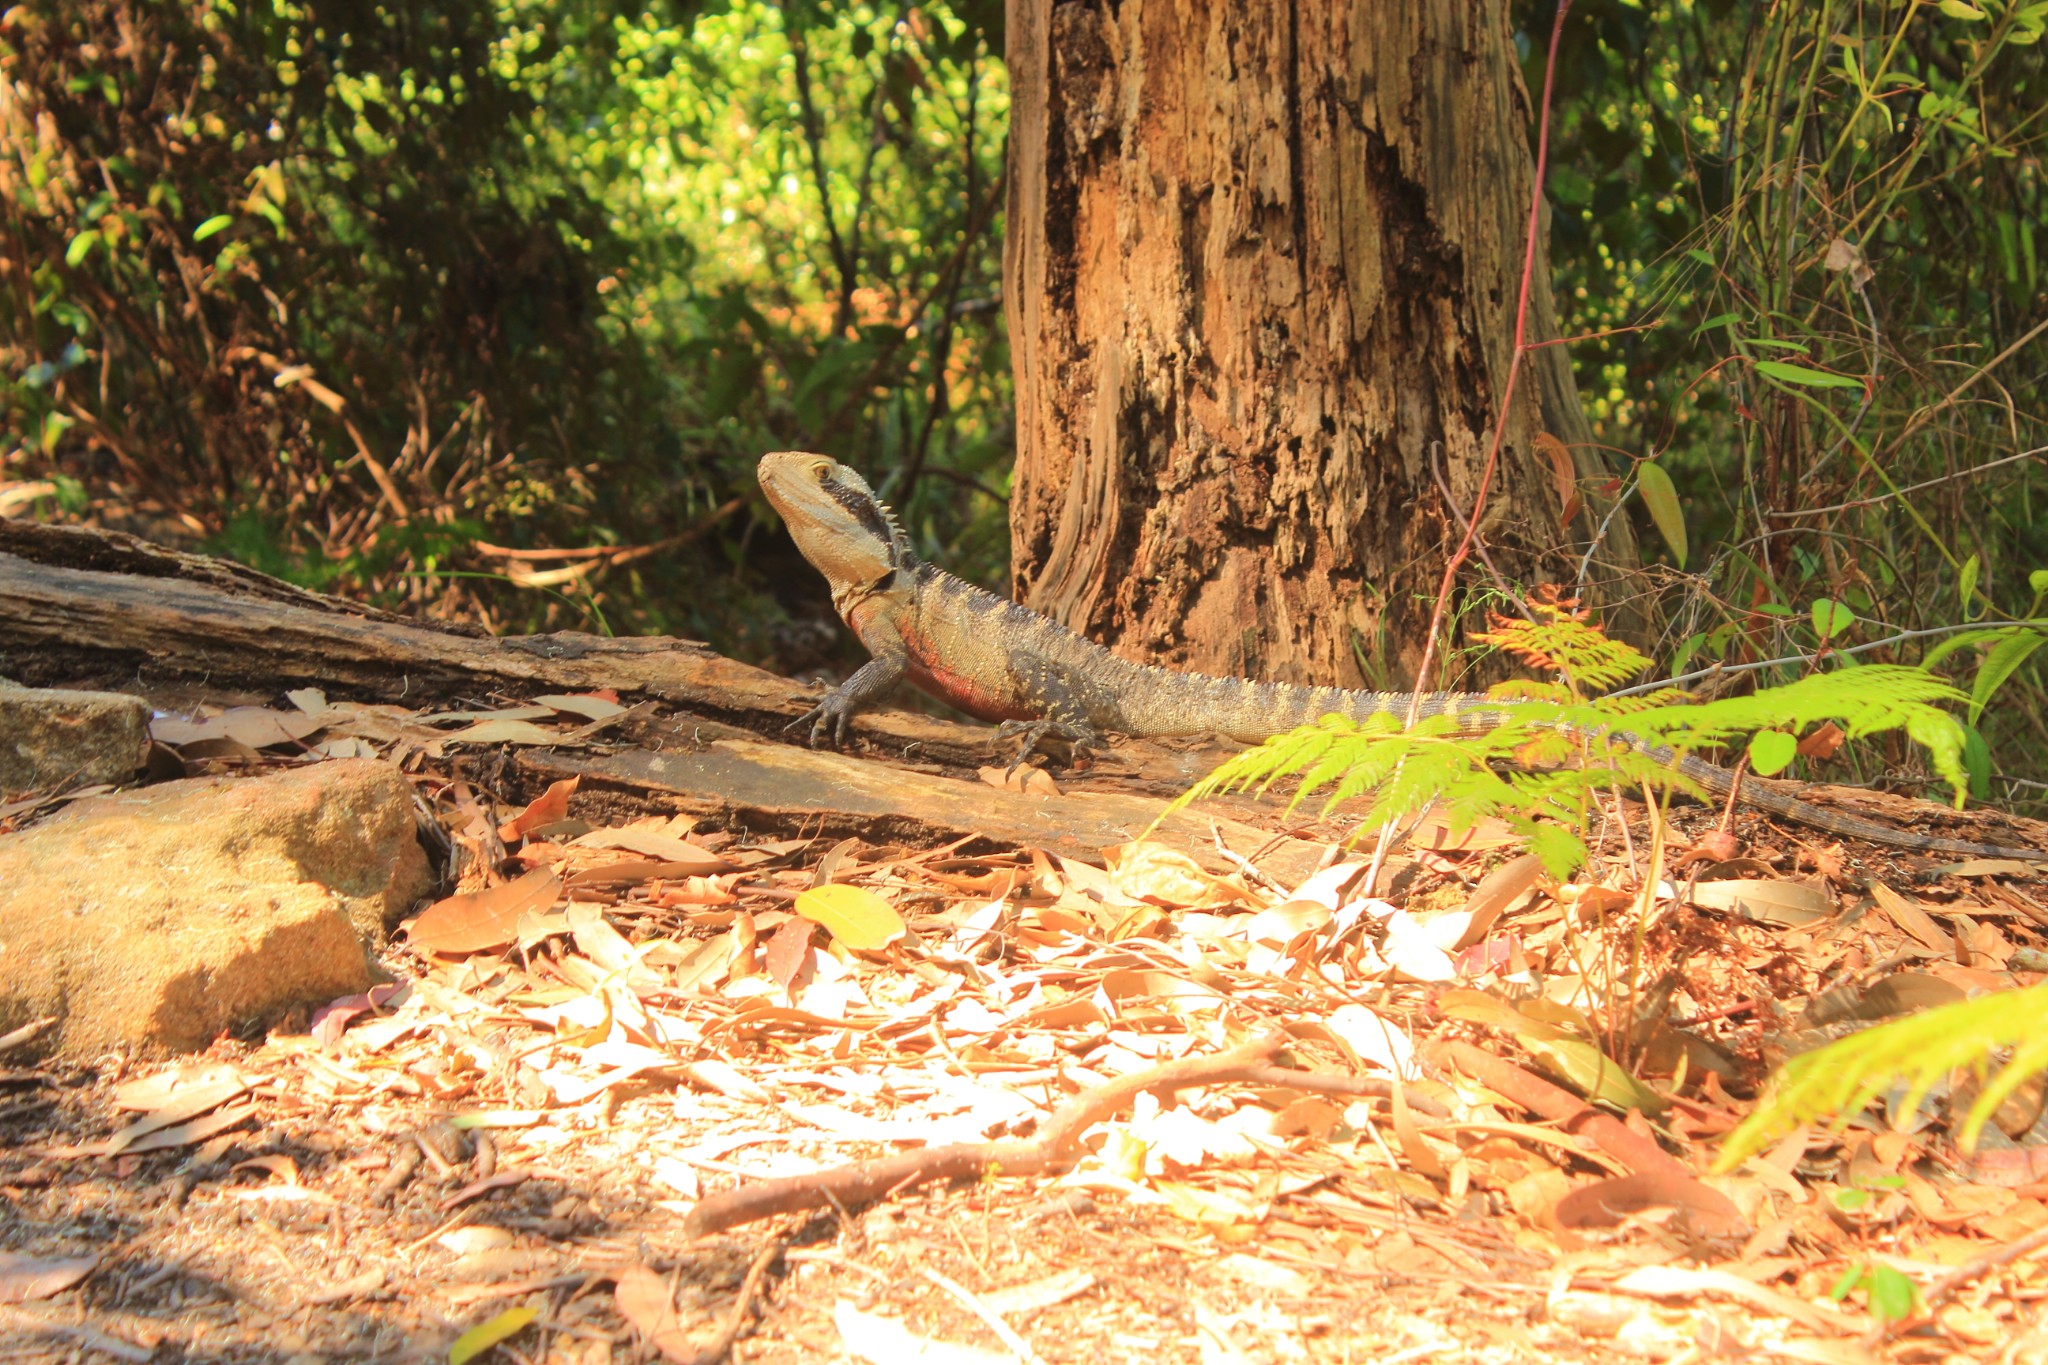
[1667,750,2046,861]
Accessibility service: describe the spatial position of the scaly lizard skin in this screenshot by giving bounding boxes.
[758,451,2045,861]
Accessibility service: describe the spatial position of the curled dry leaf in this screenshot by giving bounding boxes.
[1104,840,1247,909]
[1453,853,1542,949]
[1286,861,1368,911]
[1552,1171,1747,1239]
[1683,830,1744,865]
[1535,431,1582,526]
[498,776,578,842]
[1795,720,1846,760]
[977,764,1061,797]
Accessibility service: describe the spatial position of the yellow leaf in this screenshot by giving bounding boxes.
[793,884,906,951]
[1155,1180,1259,1225]
[448,1307,536,1365]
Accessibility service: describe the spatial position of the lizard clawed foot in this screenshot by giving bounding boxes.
[993,717,1105,779]
[786,693,855,749]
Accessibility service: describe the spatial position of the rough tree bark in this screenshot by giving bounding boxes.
[1004,0,1636,688]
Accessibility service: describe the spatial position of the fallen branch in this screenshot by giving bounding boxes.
[1428,1039,1746,1238]
[684,1033,1452,1238]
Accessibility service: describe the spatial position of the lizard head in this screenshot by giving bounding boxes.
[757,451,913,612]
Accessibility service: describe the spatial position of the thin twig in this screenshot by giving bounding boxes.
[1768,444,2046,518]
[787,24,856,334]
[1209,822,1290,896]
[1874,1219,2048,1345]
[1604,617,2048,698]
[918,1267,1045,1365]
[680,1033,1455,1240]
[685,1239,784,1365]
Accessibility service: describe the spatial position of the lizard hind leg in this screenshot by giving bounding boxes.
[993,714,1105,777]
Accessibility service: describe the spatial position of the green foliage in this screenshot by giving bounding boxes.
[1178,603,1974,879]
[1717,980,2048,1168]
[1,0,1010,656]
[2,0,661,614]
[1830,1263,1920,1325]
[1535,0,2048,810]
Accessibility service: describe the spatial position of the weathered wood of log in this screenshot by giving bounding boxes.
[0,517,811,724]
[0,518,1351,881]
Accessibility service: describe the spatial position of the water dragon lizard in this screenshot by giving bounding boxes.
[758,451,2044,862]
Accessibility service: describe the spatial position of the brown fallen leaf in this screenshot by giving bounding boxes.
[1937,858,2043,878]
[764,915,819,991]
[42,1101,258,1159]
[443,717,577,747]
[614,1264,703,1364]
[572,827,736,869]
[1552,1171,1746,1239]
[1796,720,1846,760]
[409,867,563,954]
[0,1253,96,1304]
[1679,830,1743,866]
[112,1061,251,1111]
[1869,880,1952,955]
[1687,878,1831,927]
[1453,853,1542,949]
[151,705,326,749]
[1535,431,1582,527]
[565,854,740,887]
[536,692,628,720]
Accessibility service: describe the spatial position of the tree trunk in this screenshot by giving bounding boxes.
[1003,0,1636,689]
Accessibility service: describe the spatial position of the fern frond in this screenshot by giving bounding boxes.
[1180,637,1975,880]
[1617,666,1971,801]
[1488,678,1573,704]
[1716,982,2048,1169]
[1475,594,1652,693]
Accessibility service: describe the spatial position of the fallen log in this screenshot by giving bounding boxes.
[0,518,1351,878]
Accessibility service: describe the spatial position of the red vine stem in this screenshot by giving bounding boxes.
[1364,1,1572,894]
[1405,0,1571,715]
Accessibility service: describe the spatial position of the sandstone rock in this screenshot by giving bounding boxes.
[0,759,434,1058]
[0,681,150,795]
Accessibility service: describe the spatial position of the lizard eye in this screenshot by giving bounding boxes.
[811,460,832,482]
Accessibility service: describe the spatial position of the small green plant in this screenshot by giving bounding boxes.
[1176,594,1976,880]
[1718,980,2048,1169]
[1829,1262,1919,1326]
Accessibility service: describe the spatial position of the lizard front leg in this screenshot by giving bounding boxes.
[793,653,908,747]
[792,607,913,748]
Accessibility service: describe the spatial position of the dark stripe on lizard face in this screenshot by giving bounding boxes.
[824,476,899,548]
